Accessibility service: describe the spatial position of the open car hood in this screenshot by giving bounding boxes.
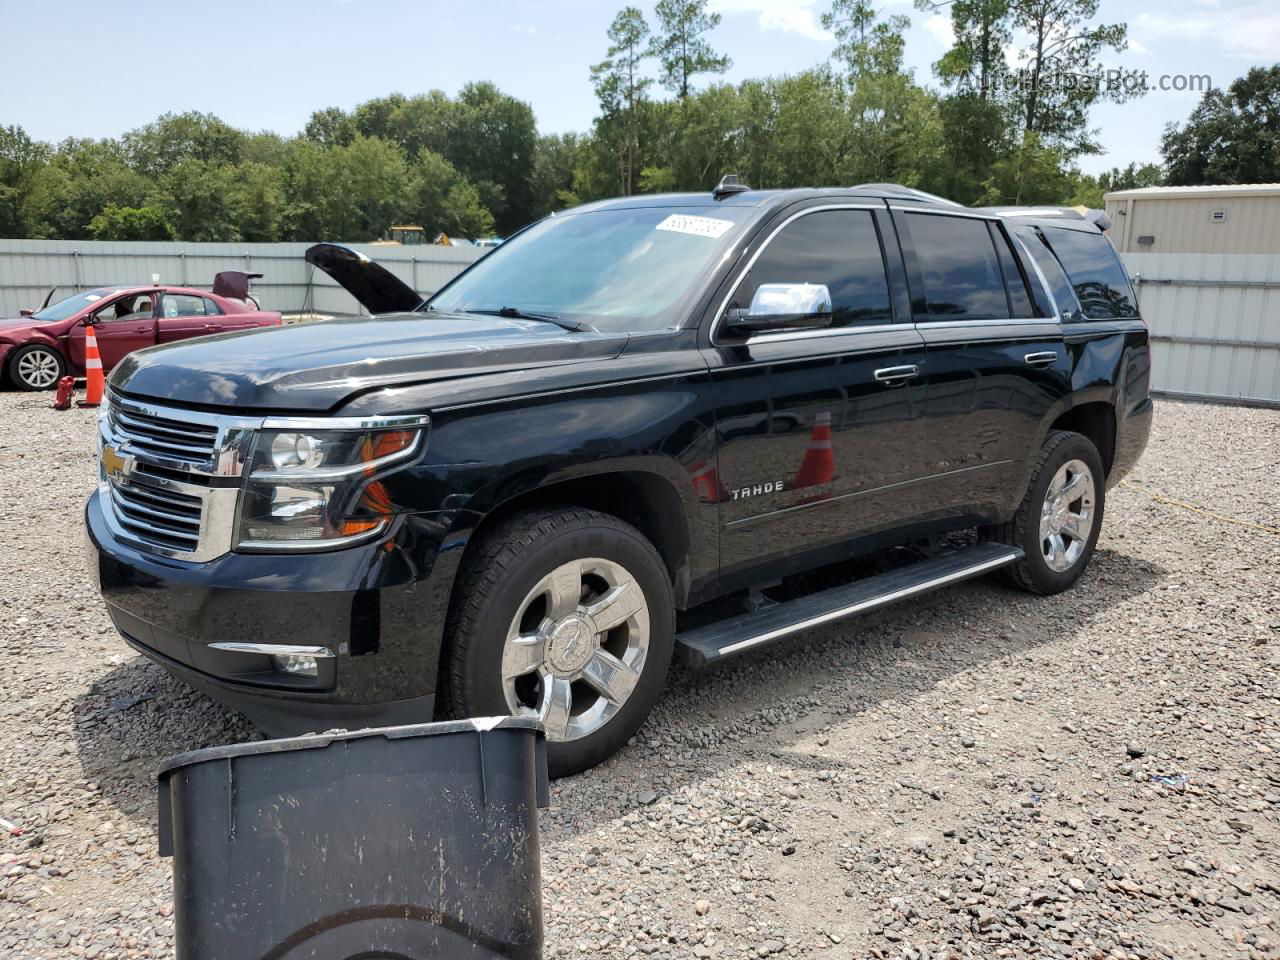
[305,242,424,314]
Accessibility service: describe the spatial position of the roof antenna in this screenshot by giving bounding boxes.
[712,174,750,200]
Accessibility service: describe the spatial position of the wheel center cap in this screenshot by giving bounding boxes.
[547,616,595,674]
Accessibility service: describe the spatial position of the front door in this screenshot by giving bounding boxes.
[68,292,158,370]
[704,205,931,583]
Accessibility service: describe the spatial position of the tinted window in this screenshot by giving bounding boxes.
[1014,226,1079,318]
[202,297,223,315]
[732,210,893,328]
[1041,226,1138,319]
[991,225,1034,318]
[162,294,207,318]
[906,213,1008,320]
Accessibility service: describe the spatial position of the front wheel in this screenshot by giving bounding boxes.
[9,344,65,390]
[441,507,674,778]
[986,430,1106,595]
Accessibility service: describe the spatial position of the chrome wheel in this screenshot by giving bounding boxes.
[16,348,60,388]
[502,557,650,742]
[1040,458,1096,572]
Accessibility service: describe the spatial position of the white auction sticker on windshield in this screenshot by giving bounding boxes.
[655,214,734,239]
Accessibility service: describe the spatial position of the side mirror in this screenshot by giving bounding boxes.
[722,283,833,336]
[19,308,32,317]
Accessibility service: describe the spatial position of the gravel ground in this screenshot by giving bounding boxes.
[1,393,1277,959]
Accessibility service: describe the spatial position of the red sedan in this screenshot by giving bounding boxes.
[0,278,281,390]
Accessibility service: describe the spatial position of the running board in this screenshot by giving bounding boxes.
[675,542,1023,669]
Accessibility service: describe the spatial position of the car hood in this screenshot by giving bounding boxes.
[0,316,50,339]
[305,242,423,314]
[109,312,630,412]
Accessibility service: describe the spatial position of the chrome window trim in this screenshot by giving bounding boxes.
[709,203,904,346]
[890,205,1000,220]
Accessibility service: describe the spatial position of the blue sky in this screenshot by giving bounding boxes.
[4,0,1276,176]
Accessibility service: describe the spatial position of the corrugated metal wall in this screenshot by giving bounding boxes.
[0,239,483,317]
[1124,252,1280,406]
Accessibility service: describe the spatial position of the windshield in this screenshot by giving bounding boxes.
[32,289,122,323]
[426,205,755,332]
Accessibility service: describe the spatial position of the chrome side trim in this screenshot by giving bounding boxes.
[717,549,1020,656]
[208,642,336,658]
[260,413,432,432]
[725,460,1014,529]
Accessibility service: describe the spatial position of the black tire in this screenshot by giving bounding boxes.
[986,430,1106,595]
[8,343,65,391]
[440,507,674,778]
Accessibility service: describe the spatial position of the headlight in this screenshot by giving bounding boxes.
[235,415,430,551]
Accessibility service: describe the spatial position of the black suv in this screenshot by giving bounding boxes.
[88,182,1151,776]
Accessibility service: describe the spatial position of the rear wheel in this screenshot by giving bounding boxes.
[441,507,674,778]
[9,344,64,391]
[987,430,1105,595]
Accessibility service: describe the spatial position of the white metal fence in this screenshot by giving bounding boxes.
[1123,252,1280,407]
[0,239,483,318]
[2,241,1275,406]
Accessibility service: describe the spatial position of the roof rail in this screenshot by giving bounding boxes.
[713,174,750,200]
[852,183,962,207]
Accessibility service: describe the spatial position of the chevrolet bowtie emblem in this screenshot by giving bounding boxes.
[102,443,134,484]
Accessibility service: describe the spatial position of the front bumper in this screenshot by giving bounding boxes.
[87,489,465,736]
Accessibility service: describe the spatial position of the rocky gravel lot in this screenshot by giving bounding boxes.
[1,393,1277,960]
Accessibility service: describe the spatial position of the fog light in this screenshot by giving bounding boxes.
[272,653,319,677]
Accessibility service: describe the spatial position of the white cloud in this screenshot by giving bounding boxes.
[710,0,832,43]
[1136,2,1280,60]
[923,14,954,48]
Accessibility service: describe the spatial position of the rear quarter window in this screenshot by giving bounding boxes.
[1041,227,1138,320]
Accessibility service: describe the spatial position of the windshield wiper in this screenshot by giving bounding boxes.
[467,306,597,333]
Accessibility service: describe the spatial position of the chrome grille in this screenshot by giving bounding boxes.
[98,392,262,562]
[107,396,219,464]
[107,475,203,552]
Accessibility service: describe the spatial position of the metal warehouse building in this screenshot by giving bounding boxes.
[1103,184,1280,406]
[1105,183,1280,254]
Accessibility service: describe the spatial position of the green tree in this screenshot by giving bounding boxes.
[303,107,357,148]
[532,133,583,218]
[151,158,240,241]
[648,0,731,100]
[410,150,494,237]
[229,161,287,241]
[0,125,49,236]
[122,111,245,177]
[591,6,652,195]
[88,204,175,241]
[1162,66,1280,185]
[445,83,538,233]
[1004,0,1135,153]
[23,138,149,239]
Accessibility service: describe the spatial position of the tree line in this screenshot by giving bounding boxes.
[1,0,1275,244]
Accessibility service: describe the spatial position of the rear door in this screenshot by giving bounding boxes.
[705,204,931,580]
[893,209,1071,522]
[156,292,222,343]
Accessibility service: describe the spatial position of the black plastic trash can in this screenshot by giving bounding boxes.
[157,718,549,960]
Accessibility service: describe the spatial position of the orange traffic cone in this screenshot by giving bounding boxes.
[79,322,104,407]
[792,411,836,488]
[690,459,727,503]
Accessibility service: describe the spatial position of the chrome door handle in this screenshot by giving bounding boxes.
[1024,351,1058,367]
[874,364,920,383]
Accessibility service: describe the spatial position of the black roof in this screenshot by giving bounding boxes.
[570,182,1107,232]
